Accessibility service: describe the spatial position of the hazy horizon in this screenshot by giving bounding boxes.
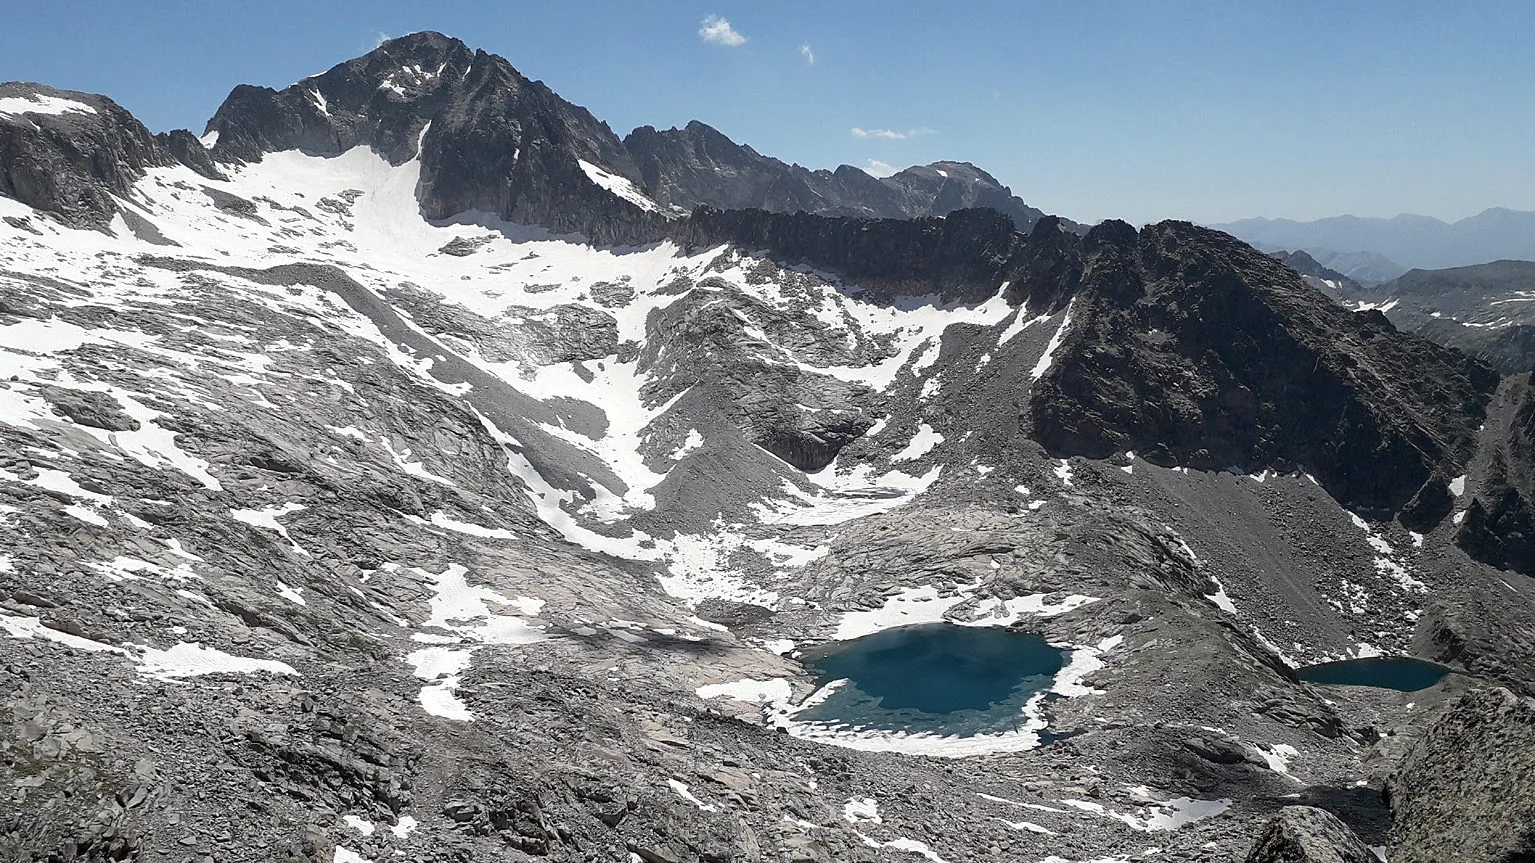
[5,1,1532,226]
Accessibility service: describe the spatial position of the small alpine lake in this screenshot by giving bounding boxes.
[1294,656,1452,692]
[791,623,1069,739]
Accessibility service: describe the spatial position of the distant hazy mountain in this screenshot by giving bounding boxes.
[1214,208,1535,271]
[1305,248,1408,285]
[1267,249,1363,301]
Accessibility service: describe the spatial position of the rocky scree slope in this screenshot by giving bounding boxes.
[2,28,1535,863]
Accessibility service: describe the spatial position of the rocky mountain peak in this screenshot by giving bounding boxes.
[204,31,662,242]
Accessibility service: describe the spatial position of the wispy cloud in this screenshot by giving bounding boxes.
[699,15,747,46]
[851,127,936,141]
[863,159,900,178]
[800,44,815,65]
[373,32,392,49]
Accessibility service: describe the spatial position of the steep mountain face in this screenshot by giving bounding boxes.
[674,206,1066,307]
[206,31,668,243]
[1216,209,1535,272]
[1456,373,1535,573]
[5,30,1535,863]
[625,120,1078,232]
[0,82,220,228]
[1026,222,1497,513]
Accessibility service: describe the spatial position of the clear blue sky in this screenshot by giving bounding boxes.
[3,1,1532,226]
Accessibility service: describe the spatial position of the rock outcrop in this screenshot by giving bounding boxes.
[1244,806,1378,863]
[1386,688,1535,862]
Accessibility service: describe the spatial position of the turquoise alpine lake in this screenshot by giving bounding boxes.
[793,623,1068,736]
[1295,657,1451,691]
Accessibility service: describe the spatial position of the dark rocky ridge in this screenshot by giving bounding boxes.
[203,33,1080,245]
[626,120,1081,233]
[1028,221,1499,514]
[0,82,220,228]
[672,206,1094,318]
[676,206,1500,517]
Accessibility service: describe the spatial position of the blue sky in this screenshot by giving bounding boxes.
[3,1,1532,225]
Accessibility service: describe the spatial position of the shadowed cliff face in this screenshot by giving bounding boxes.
[0,83,220,228]
[1457,373,1535,573]
[1027,220,1498,514]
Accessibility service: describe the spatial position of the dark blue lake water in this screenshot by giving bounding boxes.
[1295,657,1451,692]
[794,623,1067,736]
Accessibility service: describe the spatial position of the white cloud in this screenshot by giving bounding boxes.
[801,44,815,65]
[864,159,900,178]
[699,15,747,46]
[851,127,936,141]
[373,32,392,49]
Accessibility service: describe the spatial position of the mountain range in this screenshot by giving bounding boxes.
[2,29,1534,863]
[1215,208,1535,274]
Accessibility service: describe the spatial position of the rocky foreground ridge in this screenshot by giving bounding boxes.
[2,29,1534,863]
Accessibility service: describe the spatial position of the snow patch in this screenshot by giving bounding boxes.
[891,423,943,462]
[578,160,664,213]
[137,642,298,679]
[0,94,98,118]
[696,677,793,703]
[667,779,717,812]
[1030,301,1075,380]
[843,797,881,824]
